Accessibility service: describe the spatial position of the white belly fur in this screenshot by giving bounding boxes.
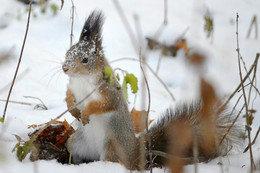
[67,74,109,161]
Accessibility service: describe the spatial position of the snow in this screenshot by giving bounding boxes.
[0,0,260,172]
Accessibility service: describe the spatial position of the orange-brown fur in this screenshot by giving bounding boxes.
[65,89,81,120]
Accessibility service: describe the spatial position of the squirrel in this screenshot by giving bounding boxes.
[62,10,241,170]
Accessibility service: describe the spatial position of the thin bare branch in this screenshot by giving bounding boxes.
[244,126,260,153]
[70,0,75,46]
[139,50,152,172]
[220,53,259,111]
[133,14,144,49]
[247,15,258,39]
[154,0,169,39]
[236,13,255,170]
[2,0,33,121]
[0,99,32,106]
[23,96,48,110]
[112,0,138,53]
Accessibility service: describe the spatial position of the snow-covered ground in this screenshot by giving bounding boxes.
[0,0,260,172]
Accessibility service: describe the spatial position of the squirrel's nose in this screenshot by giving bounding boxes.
[62,64,69,73]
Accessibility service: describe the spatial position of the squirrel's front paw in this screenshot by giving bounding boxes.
[81,116,90,125]
[70,108,81,120]
[81,112,90,125]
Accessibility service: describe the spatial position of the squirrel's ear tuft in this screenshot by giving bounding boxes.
[79,10,105,42]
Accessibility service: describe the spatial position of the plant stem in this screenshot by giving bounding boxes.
[2,0,33,121]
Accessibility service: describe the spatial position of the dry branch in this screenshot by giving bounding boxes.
[247,15,258,39]
[244,126,260,153]
[112,0,138,53]
[236,13,255,170]
[2,0,33,121]
[70,0,75,47]
[139,50,152,172]
[220,53,259,111]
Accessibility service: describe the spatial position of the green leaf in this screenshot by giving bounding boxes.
[41,7,46,14]
[0,117,4,123]
[50,4,58,15]
[17,146,23,161]
[116,74,120,81]
[204,12,214,38]
[122,73,138,101]
[104,66,113,77]
[103,66,114,84]
[125,74,138,94]
[122,78,128,100]
[13,138,35,162]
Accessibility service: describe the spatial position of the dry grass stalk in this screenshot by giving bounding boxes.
[139,49,153,172]
[247,15,258,39]
[220,53,259,112]
[112,0,138,53]
[244,126,260,153]
[2,0,33,121]
[236,13,256,170]
[70,0,75,47]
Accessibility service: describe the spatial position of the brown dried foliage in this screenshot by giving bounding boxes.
[146,37,190,57]
[130,107,153,133]
[29,120,74,164]
[187,53,206,66]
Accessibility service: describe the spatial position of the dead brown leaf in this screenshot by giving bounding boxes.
[130,107,153,133]
[29,120,74,163]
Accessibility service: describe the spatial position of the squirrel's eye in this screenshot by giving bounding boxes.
[81,58,88,64]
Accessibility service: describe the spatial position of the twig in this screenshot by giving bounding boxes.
[110,57,175,101]
[220,53,259,111]
[236,13,255,170]
[247,53,259,108]
[247,15,258,39]
[133,14,144,49]
[2,0,33,121]
[139,50,152,172]
[148,150,207,163]
[112,0,138,53]
[60,0,64,10]
[163,0,168,25]
[0,99,32,106]
[244,126,260,153]
[23,96,48,110]
[154,0,168,39]
[219,104,245,145]
[70,0,75,46]
[155,54,163,74]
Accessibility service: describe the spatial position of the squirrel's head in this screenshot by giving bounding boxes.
[63,10,107,76]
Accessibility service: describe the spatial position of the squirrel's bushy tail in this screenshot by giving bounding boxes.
[143,102,241,166]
